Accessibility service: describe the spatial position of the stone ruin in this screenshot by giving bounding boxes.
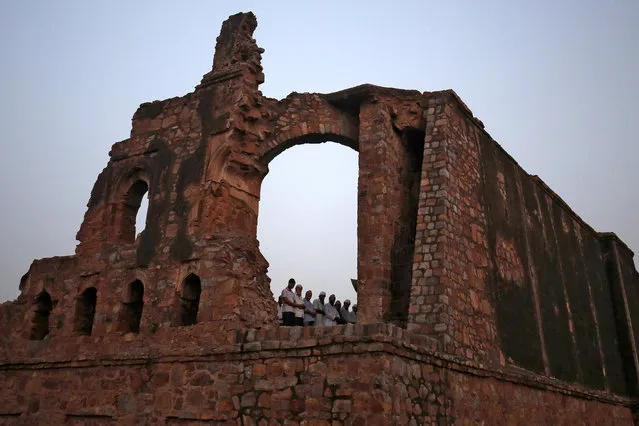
[1,11,639,425]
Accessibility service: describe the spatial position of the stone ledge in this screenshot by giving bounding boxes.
[0,323,634,408]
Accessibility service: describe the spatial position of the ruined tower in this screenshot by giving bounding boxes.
[1,12,638,425]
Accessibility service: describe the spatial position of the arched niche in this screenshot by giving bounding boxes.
[30,290,52,340]
[73,287,97,335]
[179,273,202,326]
[118,280,144,333]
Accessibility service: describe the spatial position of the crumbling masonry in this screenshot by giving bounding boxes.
[1,12,639,425]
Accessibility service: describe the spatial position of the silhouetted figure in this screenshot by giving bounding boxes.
[334,300,346,325]
[341,299,356,324]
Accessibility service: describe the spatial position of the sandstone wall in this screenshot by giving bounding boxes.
[0,325,632,425]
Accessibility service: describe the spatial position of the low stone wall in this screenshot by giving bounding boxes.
[450,372,633,425]
[0,324,633,425]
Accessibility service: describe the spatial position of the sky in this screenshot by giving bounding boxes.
[0,1,637,304]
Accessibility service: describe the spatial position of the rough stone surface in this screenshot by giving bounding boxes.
[1,11,639,425]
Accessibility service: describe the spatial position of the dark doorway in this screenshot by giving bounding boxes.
[73,287,97,335]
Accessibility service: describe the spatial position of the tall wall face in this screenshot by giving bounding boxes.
[476,119,632,394]
[408,94,498,363]
[1,10,639,425]
[408,91,635,389]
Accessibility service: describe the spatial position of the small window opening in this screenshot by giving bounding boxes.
[179,274,201,326]
[122,180,149,243]
[73,287,97,335]
[119,280,144,333]
[30,290,52,340]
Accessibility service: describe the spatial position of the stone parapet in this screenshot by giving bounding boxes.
[0,325,633,425]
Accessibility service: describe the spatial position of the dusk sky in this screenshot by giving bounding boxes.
[0,1,637,304]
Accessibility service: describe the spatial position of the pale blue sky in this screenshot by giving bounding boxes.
[0,1,637,302]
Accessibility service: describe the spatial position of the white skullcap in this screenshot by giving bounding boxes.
[319,291,326,296]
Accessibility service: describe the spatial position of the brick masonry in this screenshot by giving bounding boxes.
[1,11,639,425]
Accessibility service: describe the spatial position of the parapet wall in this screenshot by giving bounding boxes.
[0,324,633,425]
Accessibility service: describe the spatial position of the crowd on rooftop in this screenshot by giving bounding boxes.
[277,278,357,326]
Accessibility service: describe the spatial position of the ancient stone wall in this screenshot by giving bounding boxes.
[0,324,634,425]
[407,92,498,365]
[1,10,639,425]
[407,88,638,398]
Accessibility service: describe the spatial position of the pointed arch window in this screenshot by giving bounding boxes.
[179,274,201,326]
[30,290,52,340]
[121,180,149,243]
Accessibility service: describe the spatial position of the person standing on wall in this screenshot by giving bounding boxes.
[323,294,339,326]
[280,278,298,326]
[303,290,316,326]
[341,299,356,324]
[313,291,326,326]
[277,296,283,325]
[293,284,305,326]
[334,300,345,325]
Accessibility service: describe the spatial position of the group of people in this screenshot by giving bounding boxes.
[278,278,357,327]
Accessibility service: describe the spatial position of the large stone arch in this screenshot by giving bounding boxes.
[254,94,360,315]
[258,93,359,166]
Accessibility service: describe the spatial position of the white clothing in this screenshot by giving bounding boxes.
[293,293,304,319]
[303,299,316,324]
[323,303,339,326]
[312,298,325,326]
[281,287,295,313]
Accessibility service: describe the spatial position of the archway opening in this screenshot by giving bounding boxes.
[119,280,144,333]
[257,142,358,312]
[73,287,97,335]
[179,273,202,326]
[30,290,52,340]
[122,180,149,243]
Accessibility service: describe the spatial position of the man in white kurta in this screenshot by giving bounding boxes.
[323,294,339,326]
[293,284,305,326]
[312,291,326,326]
